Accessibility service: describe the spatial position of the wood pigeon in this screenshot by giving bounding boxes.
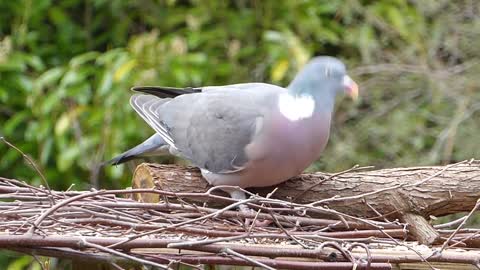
[107,56,358,202]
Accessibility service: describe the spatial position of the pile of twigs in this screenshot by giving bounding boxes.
[1,176,480,270]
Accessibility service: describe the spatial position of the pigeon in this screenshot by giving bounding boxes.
[107,56,358,203]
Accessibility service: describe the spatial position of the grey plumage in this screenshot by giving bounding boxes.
[131,83,283,173]
[105,133,167,165]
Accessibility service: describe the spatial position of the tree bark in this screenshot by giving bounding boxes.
[133,160,480,218]
[132,160,480,244]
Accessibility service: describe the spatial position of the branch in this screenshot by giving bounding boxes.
[133,160,480,244]
[1,161,480,269]
[134,161,480,218]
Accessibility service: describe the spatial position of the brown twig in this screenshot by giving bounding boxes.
[0,137,53,203]
[1,162,480,269]
[312,160,467,205]
[293,165,372,202]
[221,248,276,270]
[438,198,480,253]
[81,239,169,269]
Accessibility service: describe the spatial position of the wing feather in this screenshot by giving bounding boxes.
[132,86,201,98]
[130,95,176,148]
[129,83,286,173]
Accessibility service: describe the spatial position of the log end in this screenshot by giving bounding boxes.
[132,163,160,203]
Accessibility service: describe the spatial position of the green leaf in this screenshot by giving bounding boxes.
[7,256,32,270]
[0,53,26,72]
[4,111,29,135]
[40,91,62,114]
[60,69,85,87]
[55,107,85,136]
[97,70,113,96]
[0,87,7,102]
[186,53,207,64]
[264,31,285,42]
[108,164,124,179]
[24,55,45,71]
[66,83,91,104]
[55,113,70,136]
[35,67,65,90]
[70,51,100,68]
[317,2,339,14]
[48,6,69,25]
[57,144,80,172]
[113,59,136,82]
[271,59,289,82]
[14,74,33,92]
[96,48,125,65]
[40,137,53,165]
[386,6,408,38]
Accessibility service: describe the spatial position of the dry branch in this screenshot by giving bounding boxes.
[133,160,480,244]
[1,160,480,269]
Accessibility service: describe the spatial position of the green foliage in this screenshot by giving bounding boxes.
[1,0,479,186]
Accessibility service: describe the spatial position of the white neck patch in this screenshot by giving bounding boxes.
[278,92,315,121]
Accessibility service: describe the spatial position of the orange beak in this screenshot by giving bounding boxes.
[343,75,359,100]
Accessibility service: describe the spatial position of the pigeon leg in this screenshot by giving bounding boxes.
[228,189,271,227]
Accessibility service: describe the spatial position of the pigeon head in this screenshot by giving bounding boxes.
[287,56,358,101]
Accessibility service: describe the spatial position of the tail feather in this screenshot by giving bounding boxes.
[104,133,168,166]
[105,149,141,166]
[131,86,201,98]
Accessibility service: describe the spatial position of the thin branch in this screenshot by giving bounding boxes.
[1,161,480,269]
[311,160,467,205]
[81,239,169,270]
[221,248,276,270]
[438,199,480,253]
[293,165,372,202]
[0,137,53,203]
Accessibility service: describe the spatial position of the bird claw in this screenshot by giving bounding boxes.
[245,218,272,227]
[239,205,272,227]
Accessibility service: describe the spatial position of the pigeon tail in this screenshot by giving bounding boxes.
[104,133,168,166]
[131,86,201,98]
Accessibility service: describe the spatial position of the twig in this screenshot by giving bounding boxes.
[438,198,480,253]
[0,137,54,203]
[110,263,126,270]
[107,197,256,248]
[267,209,310,249]
[434,216,467,229]
[221,247,276,270]
[167,234,251,248]
[81,239,169,270]
[312,160,467,205]
[1,161,480,269]
[293,165,372,202]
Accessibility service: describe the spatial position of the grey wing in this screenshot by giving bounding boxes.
[129,84,284,173]
[162,91,267,173]
[130,94,177,148]
[201,83,274,93]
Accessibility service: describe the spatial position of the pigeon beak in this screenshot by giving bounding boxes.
[343,75,359,100]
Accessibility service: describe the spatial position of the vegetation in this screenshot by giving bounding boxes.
[1,0,479,268]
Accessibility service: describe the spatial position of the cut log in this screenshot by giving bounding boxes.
[132,161,480,218]
[132,160,480,245]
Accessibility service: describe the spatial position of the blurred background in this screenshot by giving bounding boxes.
[0,0,479,268]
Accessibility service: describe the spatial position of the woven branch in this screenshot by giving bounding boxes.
[0,160,480,270]
[134,160,480,245]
